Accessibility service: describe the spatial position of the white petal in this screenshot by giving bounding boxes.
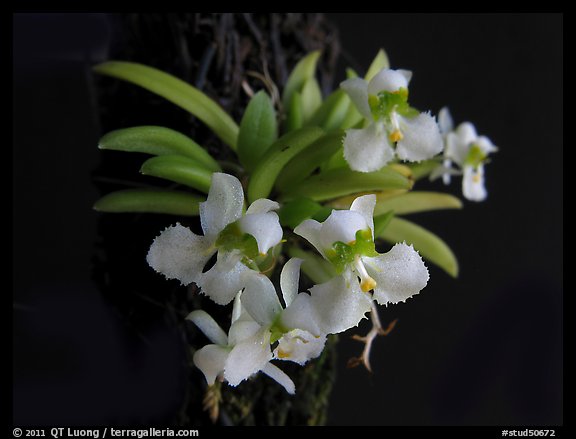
[343,123,394,172]
[246,198,280,215]
[241,272,282,326]
[237,211,283,255]
[364,243,429,305]
[231,291,245,324]
[476,136,498,155]
[293,219,325,257]
[146,223,213,286]
[186,310,228,346]
[280,293,322,336]
[308,275,372,334]
[224,329,272,386]
[319,210,369,250]
[438,107,454,134]
[462,165,487,202]
[274,329,327,365]
[199,173,244,239]
[197,251,250,305]
[280,258,303,307]
[340,77,372,119]
[455,122,478,146]
[445,131,468,165]
[228,320,262,346]
[367,69,410,95]
[261,363,296,395]
[396,112,444,162]
[193,344,229,386]
[350,194,376,239]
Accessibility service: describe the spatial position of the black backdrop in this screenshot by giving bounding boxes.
[13,13,563,426]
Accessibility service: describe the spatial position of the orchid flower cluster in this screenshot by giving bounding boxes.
[93,49,497,397]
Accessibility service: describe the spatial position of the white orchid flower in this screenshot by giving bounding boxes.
[241,258,372,365]
[240,260,327,366]
[340,69,443,173]
[294,194,429,305]
[187,293,295,394]
[432,107,498,202]
[146,172,283,305]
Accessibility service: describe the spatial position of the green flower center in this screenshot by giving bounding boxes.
[368,88,418,121]
[325,229,378,274]
[464,143,488,169]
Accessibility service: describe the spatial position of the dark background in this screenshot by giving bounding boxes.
[13,13,563,426]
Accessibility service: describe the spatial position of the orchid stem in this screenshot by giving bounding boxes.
[348,302,398,372]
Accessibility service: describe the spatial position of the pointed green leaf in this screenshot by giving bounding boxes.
[339,100,364,130]
[365,49,390,81]
[247,127,325,203]
[300,77,323,123]
[320,148,348,172]
[140,155,213,193]
[345,68,359,79]
[237,91,278,172]
[307,89,350,131]
[275,130,344,191]
[408,159,442,180]
[93,189,203,216]
[287,247,337,285]
[278,198,331,229]
[93,61,239,149]
[377,216,459,277]
[374,191,463,216]
[98,126,220,172]
[373,210,395,237]
[280,166,412,202]
[282,51,321,109]
[285,91,304,132]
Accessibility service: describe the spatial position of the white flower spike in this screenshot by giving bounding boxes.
[432,107,498,202]
[294,194,429,305]
[340,68,443,173]
[146,172,283,305]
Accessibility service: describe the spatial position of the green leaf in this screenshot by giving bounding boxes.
[408,159,442,180]
[280,166,412,202]
[377,216,459,278]
[93,189,203,216]
[93,61,239,149]
[307,89,350,131]
[237,91,278,172]
[140,155,213,193]
[98,126,220,172]
[365,49,390,81]
[345,68,359,79]
[373,210,395,237]
[285,91,304,132]
[282,51,321,110]
[287,247,337,285]
[374,191,463,216]
[339,99,364,130]
[247,127,325,203]
[275,130,344,191]
[278,198,331,229]
[300,77,323,123]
